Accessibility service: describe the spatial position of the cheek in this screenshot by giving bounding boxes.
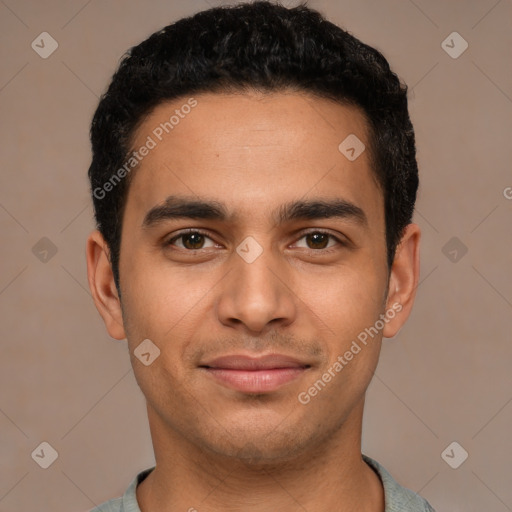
[120,254,216,351]
[120,264,202,402]
[295,263,385,340]
[296,271,384,414]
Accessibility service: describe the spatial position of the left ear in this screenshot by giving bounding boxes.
[382,223,421,338]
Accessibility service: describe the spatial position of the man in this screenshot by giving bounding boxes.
[85,1,435,510]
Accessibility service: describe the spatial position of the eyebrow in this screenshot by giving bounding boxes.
[142,195,368,229]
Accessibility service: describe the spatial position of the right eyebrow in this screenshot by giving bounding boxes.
[142,196,228,228]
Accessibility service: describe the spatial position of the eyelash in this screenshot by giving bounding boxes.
[164,229,345,254]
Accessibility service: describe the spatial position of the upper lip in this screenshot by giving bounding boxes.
[200,354,310,370]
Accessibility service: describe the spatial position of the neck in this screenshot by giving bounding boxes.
[137,398,384,512]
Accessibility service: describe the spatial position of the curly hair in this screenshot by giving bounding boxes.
[88,0,418,292]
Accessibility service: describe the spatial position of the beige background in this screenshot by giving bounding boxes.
[1,0,511,511]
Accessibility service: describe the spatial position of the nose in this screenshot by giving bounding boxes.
[215,241,297,335]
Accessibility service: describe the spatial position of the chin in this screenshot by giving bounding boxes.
[197,425,314,467]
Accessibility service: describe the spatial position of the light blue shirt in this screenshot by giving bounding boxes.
[89,454,435,511]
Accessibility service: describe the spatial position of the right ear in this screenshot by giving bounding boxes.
[86,230,126,340]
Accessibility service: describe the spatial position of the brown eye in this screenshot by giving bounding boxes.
[294,231,342,251]
[166,230,216,250]
[305,232,330,249]
[181,233,205,250]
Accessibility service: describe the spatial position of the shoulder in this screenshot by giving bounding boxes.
[87,497,123,512]
[85,466,155,512]
[363,454,436,512]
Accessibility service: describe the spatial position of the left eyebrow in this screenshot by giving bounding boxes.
[141,195,368,229]
[275,198,368,228]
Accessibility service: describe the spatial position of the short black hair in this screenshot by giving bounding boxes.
[88,0,418,293]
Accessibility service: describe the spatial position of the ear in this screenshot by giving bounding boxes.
[86,230,126,340]
[382,223,421,338]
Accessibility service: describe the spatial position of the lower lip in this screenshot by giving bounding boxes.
[203,368,307,393]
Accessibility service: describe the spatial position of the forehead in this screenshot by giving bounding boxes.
[125,91,382,224]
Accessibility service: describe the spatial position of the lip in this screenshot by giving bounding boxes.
[199,354,310,393]
[202,354,309,370]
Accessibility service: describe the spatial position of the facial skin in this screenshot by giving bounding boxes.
[87,90,420,512]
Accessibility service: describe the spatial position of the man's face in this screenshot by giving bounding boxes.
[114,91,395,461]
